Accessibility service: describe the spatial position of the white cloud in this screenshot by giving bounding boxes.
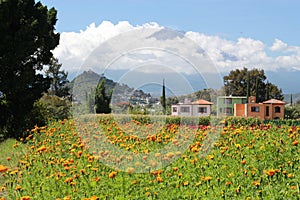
[270,39,288,51]
[53,21,300,75]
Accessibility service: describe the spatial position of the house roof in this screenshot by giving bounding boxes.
[218,96,247,99]
[192,99,213,105]
[262,99,286,104]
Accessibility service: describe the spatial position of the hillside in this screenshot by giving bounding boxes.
[70,70,151,104]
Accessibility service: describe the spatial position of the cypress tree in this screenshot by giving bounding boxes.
[161,79,166,114]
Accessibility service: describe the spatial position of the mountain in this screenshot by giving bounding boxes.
[70,70,151,104]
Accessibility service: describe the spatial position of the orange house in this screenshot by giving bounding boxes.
[234,96,286,120]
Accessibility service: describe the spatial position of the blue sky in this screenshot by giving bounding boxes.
[38,0,300,94]
[40,0,300,45]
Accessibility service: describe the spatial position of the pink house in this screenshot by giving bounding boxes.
[171,99,213,117]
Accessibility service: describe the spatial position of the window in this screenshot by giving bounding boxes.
[251,106,260,112]
[198,107,207,113]
[242,99,247,104]
[274,106,281,113]
[266,106,269,116]
[180,106,190,113]
[224,107,232,114]
[172,107,177,113]
[223,98,232,104]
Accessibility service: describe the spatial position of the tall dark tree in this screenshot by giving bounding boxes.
[161,79,166,114]
[255,77,259,103]
[246,72,250,103]
[95,79,112,114]
[0,0,59,137]
[45,57,70,98]
[223,67,283,102]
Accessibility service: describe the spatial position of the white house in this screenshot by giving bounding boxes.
[171,99,213,117]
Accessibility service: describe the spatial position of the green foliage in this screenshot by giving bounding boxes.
[223,67,283,102]
[45,57,70,98]
[284,105,300,119]
[225,116,261,126]
[0,0,59,138]
[29,94,71,128]
[95,79,112,114]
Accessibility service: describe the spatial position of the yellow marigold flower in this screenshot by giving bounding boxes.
[37,145,46,153]
[63,196,71,200]
[145,192,151,197]
[15,185,22,191]
[201,176,212,181]
[253,181,260,187]
[183,181,189,186]
[173,167,179,171]
[287,173,293,178]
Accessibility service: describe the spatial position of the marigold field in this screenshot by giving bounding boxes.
[0,115,299,199]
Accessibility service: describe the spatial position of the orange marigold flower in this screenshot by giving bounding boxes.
[109,171,117,179]
[90,196,99,200]
[21,196,31,200]
[0,165,8,173]
[6,157,11,161]
[173,167,179,171]
[292,140,298,146]
[266,169,276,177]
[225,181,232,186]
[150,170,162,176]
[127,167,135,174]
[241,160,247,165]
[156,176,163,183]
[65,177,73,183]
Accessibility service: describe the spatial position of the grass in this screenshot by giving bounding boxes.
[0,139,28,187]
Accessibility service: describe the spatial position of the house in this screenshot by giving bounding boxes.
[234,96,286,120]
[217,96,247,117]
[171,99,213,117]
